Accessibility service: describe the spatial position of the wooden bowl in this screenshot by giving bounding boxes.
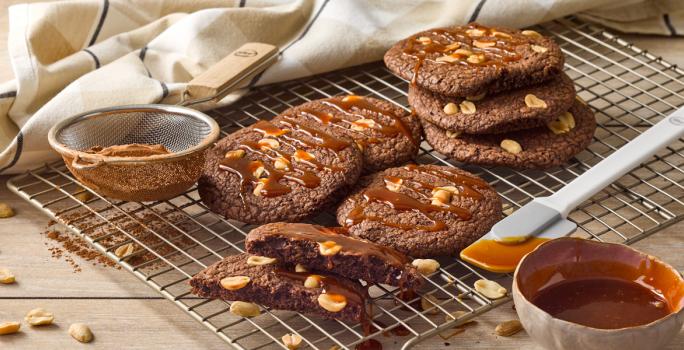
[513,237,684,350]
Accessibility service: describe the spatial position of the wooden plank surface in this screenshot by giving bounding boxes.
[1,3,683,349]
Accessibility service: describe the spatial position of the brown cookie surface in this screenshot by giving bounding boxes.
[336,164,502,257]
[409,73,575,134]
[198,118,363,224]
[422,99,596,169]
[275,95,421,173]
[190,253,368,322]
[384,23,564,97]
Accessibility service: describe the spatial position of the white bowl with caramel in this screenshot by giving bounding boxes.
[513,237,684,350]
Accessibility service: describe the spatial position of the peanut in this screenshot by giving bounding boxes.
[0,322,20,335]
[431,189,452,206]
[531,44,548,53]
[230,301,260,317]
[446,130,461,139]
[253,179,267,196]
[282,333,303,349]
[225,149,246,159]
[25,308,54,326]
[293,150,315,163]
[68,323,93,343]
[522,30,542,38]
[258,138,280,150]
[459,100,476,114]
[436,55,459,63]
[524,94,547,109]
[304,275,322,289]
[114,243,135,258]
[385,178,403,192]
[74,191,93,202]
[317,293,347,312]
[421,294,440,314]
[252,165,265,178]
[0,268,15,284]
[495,320,523,337]
[466,28,486,37]
[466,54,485,64]
[351,118,376,131]
[274,157,290,170]
[411,259,440,275]
[453,48,473,56]
[246,256,277,266]
[318,241,342,256]
[500,139,522,154]
[417,36,432,44]
[220,276,250,290]
[474,279,507,299]
[0,203,14,218]
[492,31,512,39]
[443,102,458,115]
[295,264,308,273]
[444,42,461,50]
[473,40,495,48]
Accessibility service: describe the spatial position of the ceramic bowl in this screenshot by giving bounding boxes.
[513,237,684,350]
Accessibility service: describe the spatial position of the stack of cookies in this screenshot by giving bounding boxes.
[384,23,597,169]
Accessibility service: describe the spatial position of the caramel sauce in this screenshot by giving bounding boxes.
[345,165,486,232]
[401,23,530,85]
[272,223,409,267]
[323,96,416,145]
[219,119,351,199]
[531,278,671,329]
[460,237,549,273]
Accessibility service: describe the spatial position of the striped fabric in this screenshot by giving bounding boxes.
[0,0,680,173]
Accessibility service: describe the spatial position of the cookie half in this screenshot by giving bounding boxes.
[409,72,575,134]
[384,23,564,97]
[190,253,369,322]
[198,118,363,224]
[245,222,423,289]
[336,164,501,257]
[275,95,421,173]
[422,99,596,169]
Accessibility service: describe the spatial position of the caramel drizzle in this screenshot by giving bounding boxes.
[273,223,409,267]
[345,165,487,231]
[219,119,349,199]
[402,23,530,85]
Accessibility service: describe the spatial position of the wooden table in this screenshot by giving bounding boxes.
[1,4,683,349]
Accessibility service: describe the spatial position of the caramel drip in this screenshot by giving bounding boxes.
[272,223,409,267]
[402,23,530,85]
[275,269,367,305]
[278,117,350,151]
[322,96,416,145]
[299,108,381,145]
[345,165,490,231]
[219,119,350,198]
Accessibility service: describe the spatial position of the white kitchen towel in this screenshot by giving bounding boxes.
[0,0,681,173]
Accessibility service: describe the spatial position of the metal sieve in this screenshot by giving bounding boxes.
[47,42,278,201]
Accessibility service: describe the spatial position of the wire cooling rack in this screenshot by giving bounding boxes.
[7,16,684,350]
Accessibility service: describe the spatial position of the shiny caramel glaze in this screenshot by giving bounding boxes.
[268,223,409,267]
[402,23,535,84]
[219,119,351,199]
[516,238,684,329]
[345,164,488,231]
[460,237,549,273]
[531,277,671,329]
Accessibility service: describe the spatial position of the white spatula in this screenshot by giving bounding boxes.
[477,107,684,245]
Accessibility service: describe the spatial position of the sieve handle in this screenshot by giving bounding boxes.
[182,42,279,105]
[71,155,105,170]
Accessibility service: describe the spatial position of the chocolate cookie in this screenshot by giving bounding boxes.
[422,99,596,169]
[198,118,363,224]
[409,73,576,134]
[245,222,423,289]
[274,95,421,173]
[336,164,501,257]
[190,253,368,322]
[384,23,564,97]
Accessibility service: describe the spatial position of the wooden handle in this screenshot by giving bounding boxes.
[184,42,278,103]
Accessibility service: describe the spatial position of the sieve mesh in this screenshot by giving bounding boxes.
[55,108,214,153]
